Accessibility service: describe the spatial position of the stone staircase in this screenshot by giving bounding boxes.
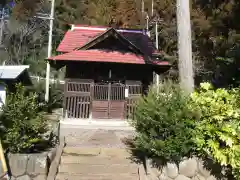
[56,147,140,180]
[56,128,141,180]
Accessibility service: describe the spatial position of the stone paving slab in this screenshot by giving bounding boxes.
[63,147,101,156]
[100,147,132,157]
[61,155,133,164]
[61,128,134,148]
[64,129,97,145]
[63,147,132,157]
[56,173,139,180]
[59,163,138,175]
[82,130,122,147]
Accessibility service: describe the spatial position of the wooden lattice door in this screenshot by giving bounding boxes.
[92,82,125,119]
[64,79,93,119]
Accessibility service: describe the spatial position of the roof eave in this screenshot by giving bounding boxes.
[48,57,170,66]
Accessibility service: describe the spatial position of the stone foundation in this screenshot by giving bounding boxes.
[147,157,220,180]
[8,148,57,180]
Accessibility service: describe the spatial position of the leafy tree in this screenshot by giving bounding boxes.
[191,82,240,179]
[0,0,57,76]
[7,0,45,20]
[1,17,48,65]
[54,0,89,35]
[114,0,141,28]
[87,0,117,26]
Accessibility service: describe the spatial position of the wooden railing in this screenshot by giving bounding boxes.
[125,83,142,119]
[64,79,93,119]
[63,79,142,119]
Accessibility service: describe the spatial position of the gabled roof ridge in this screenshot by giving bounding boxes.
[71,24,109,30]
[74,28,145,55]
[71,24,145,34]
[113,29,144,54]
[74,27,114,50]
[56,24,156,54]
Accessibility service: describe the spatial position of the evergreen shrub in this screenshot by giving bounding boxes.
[0,84,51,153]
[130,80,195,161]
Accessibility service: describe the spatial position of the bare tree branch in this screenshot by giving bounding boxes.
[2,17,48,65]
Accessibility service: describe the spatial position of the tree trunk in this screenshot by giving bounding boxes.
[176,0,194,93]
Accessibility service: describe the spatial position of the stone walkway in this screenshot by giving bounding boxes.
[57,126,141,180]
[61,128,135,148]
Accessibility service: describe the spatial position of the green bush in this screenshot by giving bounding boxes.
[130,81,195,162]
[131,81,240,178]
[191,83,240,178]
[47,83,64,112]
[0,84,50,153]
[28,80,63,113]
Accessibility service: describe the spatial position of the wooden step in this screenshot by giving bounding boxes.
[61,155,135,165]
[56,173,139,180]
[58,164,139,175]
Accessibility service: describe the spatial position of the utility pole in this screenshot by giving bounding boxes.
[141,0,144,14]
[146,14,150,37]
[141,0,145,29]
[177,0,194,93]
[35,0,55,102]
[155,21,158,50]
[0,8,5,45]
[155,20,159,86]
[149,15,161,86]
[146,14,149,32]
[45,0,55,102]
[151,0,154,16]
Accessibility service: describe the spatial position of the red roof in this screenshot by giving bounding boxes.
[50,25,169,66]
[49,50,169,65]
[57,25,155,55]
[72,24,110,29]
[57,29,104,52]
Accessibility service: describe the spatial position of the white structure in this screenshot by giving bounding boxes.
[0,84,6,108]
[0,65,31,107]
[0,65,30,79]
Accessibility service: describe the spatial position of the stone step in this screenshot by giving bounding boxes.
[61,154,134,165]
[63,147,101,156]
[56,173,139,180]
[63,147,132,157]
[58,164,139,175]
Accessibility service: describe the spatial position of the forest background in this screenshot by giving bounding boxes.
[0,0,239,88]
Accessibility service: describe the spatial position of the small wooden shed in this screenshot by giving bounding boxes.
[48,25,170,120]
